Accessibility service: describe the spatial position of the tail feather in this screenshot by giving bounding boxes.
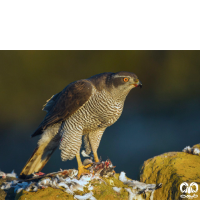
[31,126,43,138]
[19,145,57,179]
[20,124,62,179]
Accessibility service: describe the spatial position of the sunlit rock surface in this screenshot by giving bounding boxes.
[0,160,161,200]
[14,173,160,200]
[140,147,200,200]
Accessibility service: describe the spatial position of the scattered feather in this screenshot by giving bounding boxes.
[125,188,137,200]
[89,196,97,200]
[58,182,69,189]
[120,172,162,200]
[183,146,192,153]
[68,169,78,178]
[119,171,128,182]
[183,145,200,156]
[80,174,92,182]
[70,182,84,192]
[38,178,51,187]
[32,185,38,192]
[65,188,74,195]
[109,179,114,186]
[1,182,12,190]
[88,185,94,191]
[74,192,94,200]
[72,179,87,188]
[6,170,18,178]
[16,188,23,193]
[51,177,59,188]
[81,150,90,157]
[112,187,121,193]
[64,177,72,183]
[0,160,161,199]
[193,148,200,155]
[0,171,6,178]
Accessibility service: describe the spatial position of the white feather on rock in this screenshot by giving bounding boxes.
[112,187,121,193]
[119,171,128,182]
[74,192,94,200]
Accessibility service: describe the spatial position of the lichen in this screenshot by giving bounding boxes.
[16,187,74,200]
[15,174,132,200]
[140,150,200,200]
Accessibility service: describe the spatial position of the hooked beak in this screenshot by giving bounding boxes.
[138,81,142,88]
[133,80,142,88]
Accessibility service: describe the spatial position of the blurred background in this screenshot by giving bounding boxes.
[0,51,199,179]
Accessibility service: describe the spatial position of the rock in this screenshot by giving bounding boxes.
[14,173,160,200]
[1,160,161,200]
[0,177,17,200]
[140,149,200,200]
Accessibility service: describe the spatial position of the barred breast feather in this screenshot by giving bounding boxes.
[59,88,124,161]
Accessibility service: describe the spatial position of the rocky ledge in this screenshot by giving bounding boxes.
[2,144,199,200]
[140,144,200,200]
[1,160,161,200]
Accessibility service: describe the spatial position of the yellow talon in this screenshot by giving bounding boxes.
[76,153,92,179]
[77,165,90,178]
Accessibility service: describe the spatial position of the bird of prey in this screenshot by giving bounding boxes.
[20,71,142,179]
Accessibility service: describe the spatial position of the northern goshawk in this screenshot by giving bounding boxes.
[20,71,142,178]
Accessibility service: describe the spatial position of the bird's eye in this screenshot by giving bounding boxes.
[123,77,129,82]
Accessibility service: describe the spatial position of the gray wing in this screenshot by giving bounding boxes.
[31,80,92,137]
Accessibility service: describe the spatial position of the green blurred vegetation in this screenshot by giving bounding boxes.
[0,50,200,179]
[0,50,199,126]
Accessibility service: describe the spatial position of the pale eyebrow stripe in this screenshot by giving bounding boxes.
[114,75,131,78]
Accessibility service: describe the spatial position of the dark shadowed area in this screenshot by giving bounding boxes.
[0,51,200,179]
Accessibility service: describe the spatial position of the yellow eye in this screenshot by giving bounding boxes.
[123,77,129,82]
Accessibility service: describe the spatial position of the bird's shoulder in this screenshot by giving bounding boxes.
[31,79,93,137]
[44,79,93,123]
[43,79,93,112]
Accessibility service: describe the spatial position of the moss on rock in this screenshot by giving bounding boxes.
[15,172,159,200]
[16,174,132,200]
[0,179,7,200]
[15,187,74,200]
[140,149,200,200]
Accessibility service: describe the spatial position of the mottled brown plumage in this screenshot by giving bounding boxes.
[20,71,142,179]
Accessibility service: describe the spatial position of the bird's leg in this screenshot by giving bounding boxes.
[76,153,90,178]
[89,128,105,163]
[93,151,99,163]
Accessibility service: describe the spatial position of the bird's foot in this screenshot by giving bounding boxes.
[77,165,90,179]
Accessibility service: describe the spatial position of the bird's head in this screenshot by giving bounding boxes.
[106,71,142,99]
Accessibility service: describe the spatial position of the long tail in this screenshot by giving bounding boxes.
[20,125,61,179]
[19,145,57,179]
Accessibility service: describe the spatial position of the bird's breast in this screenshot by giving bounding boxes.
[63,90,124,132]
[82,93,124,130]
